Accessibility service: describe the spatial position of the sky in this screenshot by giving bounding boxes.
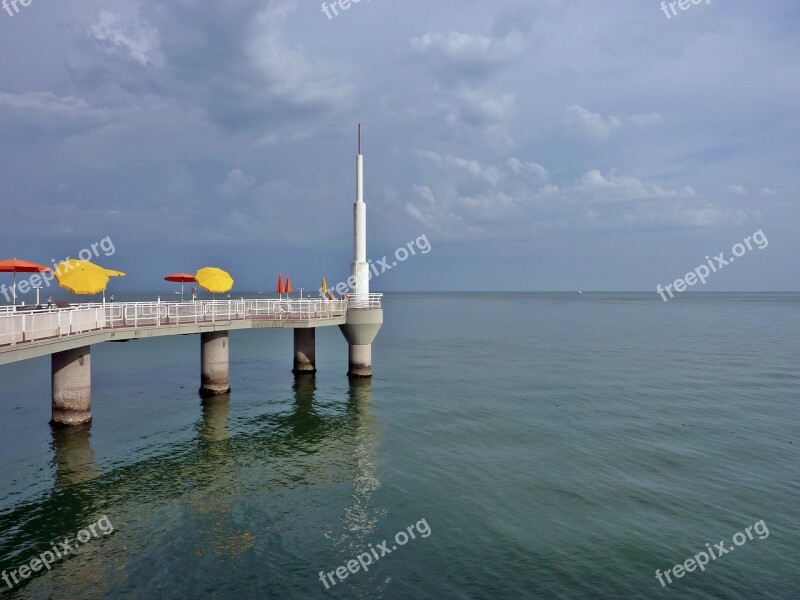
[0,0,798,295]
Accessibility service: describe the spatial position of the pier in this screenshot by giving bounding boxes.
[0,126,383,426]
[0,296,383,425]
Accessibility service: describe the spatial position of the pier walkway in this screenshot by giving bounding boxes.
[0,295,383,425]
[0,297,380,366]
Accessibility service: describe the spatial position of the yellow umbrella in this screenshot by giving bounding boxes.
[104,268,126,277]
[321,277,328,295]
[55,260,109,295]
[196,267,233,294]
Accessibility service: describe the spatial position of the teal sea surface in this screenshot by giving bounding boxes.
[0,292,798,598]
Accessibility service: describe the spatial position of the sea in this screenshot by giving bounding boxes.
[0,292,798,599]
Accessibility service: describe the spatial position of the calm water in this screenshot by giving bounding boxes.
[0,293,798,599]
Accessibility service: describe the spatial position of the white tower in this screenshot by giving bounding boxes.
[350,124,370,303]
[340,124,383,378]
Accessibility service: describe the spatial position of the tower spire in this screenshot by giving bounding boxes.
[351,124,368,300]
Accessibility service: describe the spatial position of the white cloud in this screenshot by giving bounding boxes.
[89,11,163,67]
[406,162,752,239]
[416,151,504,187]
[567,105,622,139]
[219,168,256,198]
[727,185,747,195]
[506,158,549,181]
[566,105,663,140]
[410,30,525,83]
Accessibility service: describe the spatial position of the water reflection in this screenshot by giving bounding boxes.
[1,379,386,597]
[200,394,232,445]
[51,423,99,487]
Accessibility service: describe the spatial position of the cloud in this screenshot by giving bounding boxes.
[506,158,549,181]
[89,11,163,67]
[567,105,622,139]
[566,104,663,140]
[405,160,751,239]
[0,91,129,140]
[726,184,746,195]
[410,30,525,85]
[219,168,256,198]
[416,151,504,187]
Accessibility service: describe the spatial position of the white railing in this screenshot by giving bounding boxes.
[0,298,351,348]
[348,293,383,309]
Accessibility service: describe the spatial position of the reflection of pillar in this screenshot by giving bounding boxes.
[292,328,317,375]
[200,331,230,397]
[51,346,92,426]
[347,377,373,407]
[201,395,231,444]
[51,423,99,486]
[293,373,316,406]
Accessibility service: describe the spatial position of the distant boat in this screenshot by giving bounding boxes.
[578,291,583,294]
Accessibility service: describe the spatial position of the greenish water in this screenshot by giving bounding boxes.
[1,292,798,598]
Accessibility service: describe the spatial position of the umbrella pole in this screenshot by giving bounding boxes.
[12,272,16,306]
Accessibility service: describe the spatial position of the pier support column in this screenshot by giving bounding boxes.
[51,346,92,426]
[348,344,372,378]
[200,331,230,398]
[292,328,316,375]
[339,308,383,379]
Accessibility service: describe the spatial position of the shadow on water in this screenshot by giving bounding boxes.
[0,377,382,595]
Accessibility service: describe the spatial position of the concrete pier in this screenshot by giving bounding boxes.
[348,344,372,378]
[292,328,317,375]
[340,308,383,378]
[51,346,92,426]
[200,331,231,398]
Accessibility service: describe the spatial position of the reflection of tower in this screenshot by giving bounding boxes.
[50,422,99,486]
[340,125,383,377]
[323,377,388,595]
[342,379,384,537]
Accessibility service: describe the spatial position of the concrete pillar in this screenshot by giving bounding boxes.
[348,344,372,378]
[200,331,230,398]
[293,328,316,375]
[51,346,92,426]
[339,307,382,379]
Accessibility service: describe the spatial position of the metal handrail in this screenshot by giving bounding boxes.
[347,293,383,309]
[0,298,357,348]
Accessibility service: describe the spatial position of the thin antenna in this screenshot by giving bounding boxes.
[358,123,361,155]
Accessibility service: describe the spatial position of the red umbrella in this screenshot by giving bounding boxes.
[285,277,293,294]
[0,258,52,305]
[276,273,285,295]
[164,273,196,283]
[164,273,197,302]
